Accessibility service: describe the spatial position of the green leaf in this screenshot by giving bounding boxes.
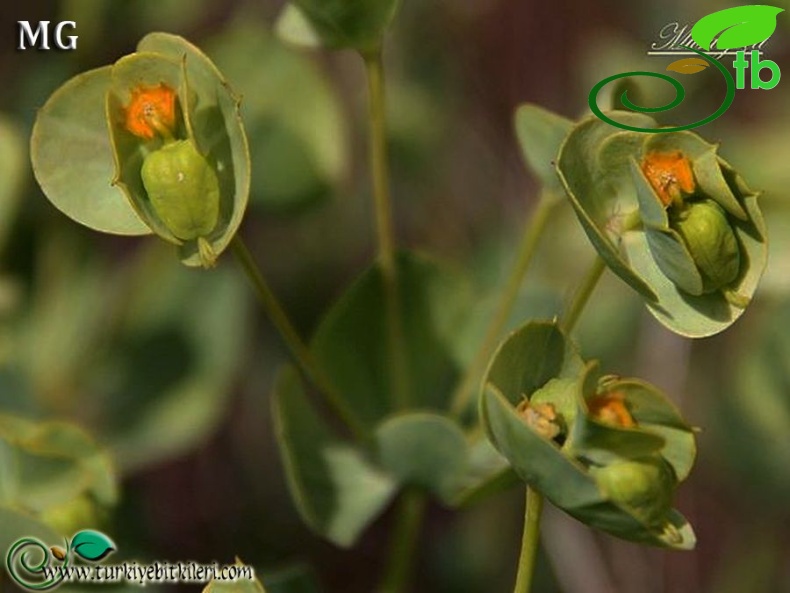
[70,530,116,562]
[375,413,468,500]
[272,367,396,548]
[514,104,573,193]
[281,0,400,51]
[691,149,747,220]
[275,4,323,49]
[615,381,696,481]
[644,226,704,296]
[207,21,348,211]
[567,367,667,466]
[557,114,658,302]
[691,5,784,51]
[0,416,117,535]
[447,438,518,508]
[312,252,470,429]
[484,322,584,404]
[622,231,736,337]
[30,67,151,236]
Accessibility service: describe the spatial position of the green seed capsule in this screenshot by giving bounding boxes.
[672,199,741,293]
[141,140,220,242]
[591,457,676,528]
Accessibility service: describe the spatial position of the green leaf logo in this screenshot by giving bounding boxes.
[691,5,784,51]
[70,531,116,562]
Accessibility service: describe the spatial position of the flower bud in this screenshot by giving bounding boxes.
[591,457,676,528]
[672,199,740,293]
[141,140,220,245]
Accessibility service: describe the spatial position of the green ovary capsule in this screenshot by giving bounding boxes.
[673,199,741,293]
[141,140,220,241]
[592,457,676,528]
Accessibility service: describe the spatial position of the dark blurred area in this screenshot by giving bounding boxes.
[1,1,790,592]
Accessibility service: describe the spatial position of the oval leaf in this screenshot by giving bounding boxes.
[514,103,573,193]
[31,67,151,236]
[666,58,709,75]
[207,22,349,211]
[70,530,116,562]
[375,413,468,500]
[272,366,397,548]
[691,5,784,51]
[312,252,470,429]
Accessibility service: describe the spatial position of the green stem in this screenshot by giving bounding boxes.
[230,235,366,440]
[512,255,606,593]
[363,48,409,410]
[450,195,557,416]
[513,487,544,593]
[562,255,606,334]
[378,490,428,593]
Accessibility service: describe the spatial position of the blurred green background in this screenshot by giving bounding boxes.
[1,0,789,591]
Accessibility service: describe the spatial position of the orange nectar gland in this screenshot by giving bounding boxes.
[124,83,177,141]
[516,399,562,440]
[641,151,695,208]
[587,391,636,429]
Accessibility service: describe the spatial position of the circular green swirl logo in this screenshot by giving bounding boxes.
[588,46,735,133]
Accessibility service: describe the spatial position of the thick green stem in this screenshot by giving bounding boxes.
[363,49,409,410]
[378,490,428,593]
[513,487,544,593]
[450,195,557,416]
[230,235,366,440]
[512,255,606,593]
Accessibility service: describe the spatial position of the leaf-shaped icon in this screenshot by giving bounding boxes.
[50,546,67,561]
[666,58,710,75]
[70,530,116,562]
[691,5,784,51]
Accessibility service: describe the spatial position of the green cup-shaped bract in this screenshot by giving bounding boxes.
[480,321,696,549]
[556,112,767,337]
[31,33,250,268]
[591,457,676,529]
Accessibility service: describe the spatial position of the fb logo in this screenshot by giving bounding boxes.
[589,5,784,133]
